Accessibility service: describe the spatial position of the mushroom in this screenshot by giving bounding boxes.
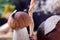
[37,15,60,40]
[8,10,31,40]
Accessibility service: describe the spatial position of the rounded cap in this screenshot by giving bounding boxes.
[8,11,31,29]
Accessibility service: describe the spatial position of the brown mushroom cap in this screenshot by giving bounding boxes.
[8,11,31,29]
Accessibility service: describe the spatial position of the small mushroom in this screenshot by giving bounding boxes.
[8,10,31,40]
[8,11,31,29]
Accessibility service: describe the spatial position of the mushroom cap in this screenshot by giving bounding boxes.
[8,11,31,29]
[37,15,60,40]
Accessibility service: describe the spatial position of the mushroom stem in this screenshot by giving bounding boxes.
[13,27,30,40]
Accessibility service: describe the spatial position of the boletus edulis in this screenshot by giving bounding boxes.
[8,10,31,40]
[8,10,31,29]
[37,15,60,40]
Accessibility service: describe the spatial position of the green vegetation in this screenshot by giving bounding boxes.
[0,0,13,15]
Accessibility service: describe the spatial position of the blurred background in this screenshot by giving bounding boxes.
[0,0,14,16]
[0,0,15,26]
[0,0,15,40]
[0,0,60,40]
